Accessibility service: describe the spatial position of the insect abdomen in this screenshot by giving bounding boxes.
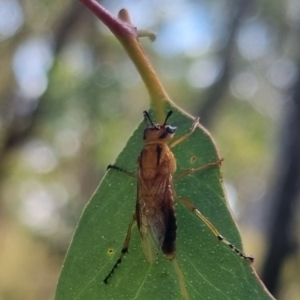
[161,203,177,259]
[138,142,177,260]
[154,178,176,259]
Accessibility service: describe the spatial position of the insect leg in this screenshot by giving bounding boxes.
[107,164,136,178]
[178,197,254,262]
[169,117,200,148]
[174,159,223,181]
[103,214,136,284]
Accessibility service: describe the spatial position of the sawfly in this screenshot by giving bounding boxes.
[104,110,253,284]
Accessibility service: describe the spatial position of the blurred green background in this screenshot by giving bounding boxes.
[1,0,300,299]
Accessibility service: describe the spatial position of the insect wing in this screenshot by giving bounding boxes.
[138,220,160,263]
[137,173,175,262]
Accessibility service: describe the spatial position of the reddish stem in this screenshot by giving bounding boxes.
[78,0,170,121]
[78,0,136,38]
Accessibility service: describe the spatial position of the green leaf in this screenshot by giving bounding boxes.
[55,104,273,300]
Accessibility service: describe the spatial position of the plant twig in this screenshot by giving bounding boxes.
[79,0,171,121]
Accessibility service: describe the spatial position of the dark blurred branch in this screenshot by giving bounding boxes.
[197,0,252,127]
[0,1,87,219]
[2,2,85,153]
[260,61,300,296]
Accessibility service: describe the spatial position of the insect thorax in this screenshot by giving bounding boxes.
[139,143,176,180]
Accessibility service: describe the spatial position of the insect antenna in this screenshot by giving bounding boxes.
[163,110,173,125]
[143,111,155,126]
[143,110,173,126]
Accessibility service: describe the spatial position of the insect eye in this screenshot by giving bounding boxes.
[166,125,176,134]
[158,126,176,139]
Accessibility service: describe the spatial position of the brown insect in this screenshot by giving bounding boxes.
[104,110,253,284]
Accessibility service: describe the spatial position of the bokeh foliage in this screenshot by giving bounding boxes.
[1,0,300,299]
